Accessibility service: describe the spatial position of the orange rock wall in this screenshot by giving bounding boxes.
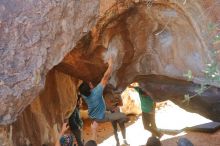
[10,69,79,146]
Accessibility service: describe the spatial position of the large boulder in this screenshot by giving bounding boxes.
[0,0,99,125]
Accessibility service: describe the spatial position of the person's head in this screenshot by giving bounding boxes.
[177,138,194,146]
[59,134,74,146]
[79,82,91,97]
[146,136,161,146]
[88,82,94,89]
[85,140,97,146]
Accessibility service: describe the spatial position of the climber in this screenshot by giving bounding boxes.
[79,57,128,123]
[177,137,194,146]
[104,87,129,146]
[146,136,161,146]
[128,83,162,138]
[68,95,84,146]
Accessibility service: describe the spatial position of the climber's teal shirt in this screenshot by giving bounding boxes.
[134,87,154,113]
[82,83,106,120]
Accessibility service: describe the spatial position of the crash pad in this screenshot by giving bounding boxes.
[184,122,220,133]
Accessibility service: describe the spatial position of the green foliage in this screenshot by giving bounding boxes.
[208,23,218,32]
[203,48,220,84]
[203,62,220,83]
[195,84,209,96]
[183,94,191,105]
[183,70,193,81]
[213,33,220,43]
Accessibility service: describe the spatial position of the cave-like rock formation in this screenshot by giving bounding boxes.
[0,0,220,145]
[57,0,220,120]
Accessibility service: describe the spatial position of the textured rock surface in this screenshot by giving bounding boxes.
[8,69,78,146]
[1,0,220,145]
[135,75,220,121]
[59,0,207,85]
[0,0,99,125]
[121,88,142,115]
[57,0,220,121]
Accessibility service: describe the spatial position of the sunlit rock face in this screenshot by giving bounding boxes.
[0,0,99,125]
[60,0,210,86]
[121,88,142,115]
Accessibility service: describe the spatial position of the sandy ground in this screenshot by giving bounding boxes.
[82,101,220,146]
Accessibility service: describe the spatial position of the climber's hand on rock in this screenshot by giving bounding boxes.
[61,123,69,134]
